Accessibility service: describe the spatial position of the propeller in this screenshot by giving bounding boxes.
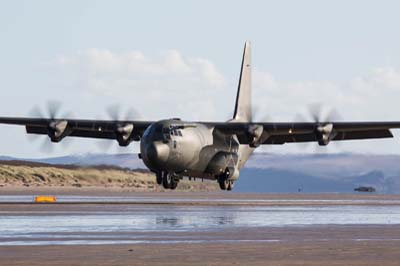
[28,101,74,153]
[106,104,142,121]
[96,104,141,152]
[307,103,342,123]
[29,100,64,119]
[252,105,272,123]
[225,105,271,122]
[294,103,343,153]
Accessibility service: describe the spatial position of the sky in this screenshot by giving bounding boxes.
[1,0,400,157]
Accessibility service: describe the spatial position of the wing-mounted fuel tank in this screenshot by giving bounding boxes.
[205,151,240,180]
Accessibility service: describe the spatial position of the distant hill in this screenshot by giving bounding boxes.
[235,153,400,193]
[235,168,395,193]
[0,153,146,169]
[1,153,400,193]
[246,153,400,177]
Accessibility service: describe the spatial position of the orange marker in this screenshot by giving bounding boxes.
[34,196,57,203]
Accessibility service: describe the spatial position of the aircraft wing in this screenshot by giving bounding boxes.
[0,117,153,146]
[212,121,400,146]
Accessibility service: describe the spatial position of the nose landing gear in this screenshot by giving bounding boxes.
[156,172,163,185]
[157,171,179,190]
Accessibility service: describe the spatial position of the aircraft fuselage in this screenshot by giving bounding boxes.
[140,119,249,184]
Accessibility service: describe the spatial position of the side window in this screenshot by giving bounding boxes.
[168,127,183,137]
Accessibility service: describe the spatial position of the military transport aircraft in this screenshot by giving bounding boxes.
[1,41,400,190]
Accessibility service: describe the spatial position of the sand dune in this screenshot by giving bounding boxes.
[0,161,218,192]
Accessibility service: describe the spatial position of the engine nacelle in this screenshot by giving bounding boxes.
[48,120,69,142]
[116,123,134,146]
[247,124,263,147]
[315,123,336,146]
[247,124,269,147]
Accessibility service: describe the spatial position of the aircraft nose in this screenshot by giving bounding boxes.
[146,142,170,165]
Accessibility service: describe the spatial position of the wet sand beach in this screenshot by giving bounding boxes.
[0,193,400,265]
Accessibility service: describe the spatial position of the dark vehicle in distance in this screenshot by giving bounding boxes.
[354,186,376,193]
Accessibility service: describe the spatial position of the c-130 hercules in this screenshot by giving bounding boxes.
[1,41,400,190]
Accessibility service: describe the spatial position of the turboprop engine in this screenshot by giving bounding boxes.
[47,120,69,142]
[247,125,264,148]
[315,123,336,146]
[115,123,136,146]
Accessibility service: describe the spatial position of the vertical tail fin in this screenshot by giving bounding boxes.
[233,41,252,122]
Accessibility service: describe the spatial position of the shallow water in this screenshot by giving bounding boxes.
[1,198,400,245]
[2,205,400,231]
[1,195,400,204]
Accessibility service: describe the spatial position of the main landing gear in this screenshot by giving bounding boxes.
[156,171,179,190]
[218,176,234,191]
[218,168,234,191]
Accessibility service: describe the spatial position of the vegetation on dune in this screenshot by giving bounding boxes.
[0,161,218,192]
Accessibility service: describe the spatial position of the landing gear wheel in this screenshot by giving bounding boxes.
[162,172,180,189]
[156,172,163,185]
[218,177,229,190]
[162,172,171,189]
[170,178,178,190]
[227,181,234,191]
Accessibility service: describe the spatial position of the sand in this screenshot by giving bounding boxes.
[1,191,400,265]
[1,226,399,266]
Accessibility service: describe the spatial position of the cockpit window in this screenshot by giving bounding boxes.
[145,124,184,139]
[143,123,154,137]
[143,123,164,139]
[154,124,163,132]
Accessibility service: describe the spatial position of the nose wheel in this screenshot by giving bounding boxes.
[161,172,179,190]
[156,172,163,185]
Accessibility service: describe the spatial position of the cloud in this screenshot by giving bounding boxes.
[54,49,228,120]
[253,67,400,122]
[252,67,400,154]
[50,49,400,154]
[53,49,400,123]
